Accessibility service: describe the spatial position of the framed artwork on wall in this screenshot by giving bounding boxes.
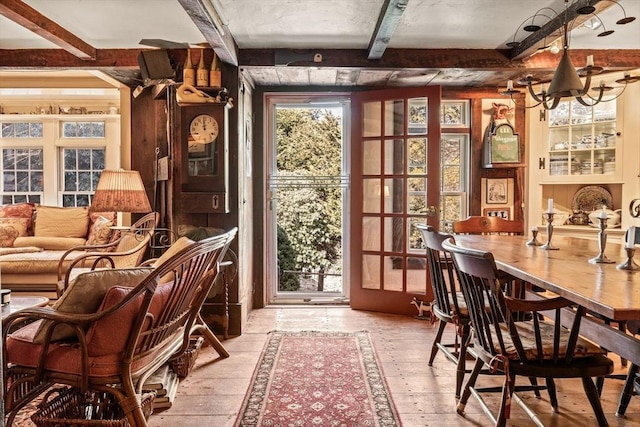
[486,178,508,204]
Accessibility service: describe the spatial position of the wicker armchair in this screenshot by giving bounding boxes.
[3,227,237,427]
[56,212,159,297]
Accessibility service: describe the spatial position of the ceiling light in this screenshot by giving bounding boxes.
[501,0,638,110]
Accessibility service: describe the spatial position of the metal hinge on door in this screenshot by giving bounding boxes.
[426,206,437,216]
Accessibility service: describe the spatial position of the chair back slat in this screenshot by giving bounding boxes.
[453,216,523,235]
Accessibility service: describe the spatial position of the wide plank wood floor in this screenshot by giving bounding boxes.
[151,306,640,427]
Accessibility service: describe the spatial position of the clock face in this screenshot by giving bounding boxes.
[189,114,219,144]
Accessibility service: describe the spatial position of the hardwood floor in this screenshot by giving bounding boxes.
[151,306,640,427]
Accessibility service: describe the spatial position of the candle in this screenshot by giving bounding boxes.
[599,208,608,220]
[531,226,538,232]
[586,55,594,67]
[547,198,554,213]
[507,80,513,91]
[627,226,636,249]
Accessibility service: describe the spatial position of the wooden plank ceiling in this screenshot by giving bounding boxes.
[0,0,639,88]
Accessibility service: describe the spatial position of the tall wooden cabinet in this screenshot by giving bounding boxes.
[168,86,231,228]
[526,73,640,238]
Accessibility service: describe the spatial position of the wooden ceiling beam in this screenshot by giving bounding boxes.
[367,0,409,60]
[239,48,640,70]
[508,0,612,60]
[0,0,96,60]
[177,0,239,66]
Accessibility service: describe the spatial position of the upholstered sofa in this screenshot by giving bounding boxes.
[0,203,117,295]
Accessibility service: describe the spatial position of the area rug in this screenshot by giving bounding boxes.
[235,330,401,426]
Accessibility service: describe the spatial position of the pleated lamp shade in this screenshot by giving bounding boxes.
[90,169,152,213]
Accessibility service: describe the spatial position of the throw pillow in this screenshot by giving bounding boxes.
[34,205,89,238]
[0,202,35,234]
[152,236,195,283]
[32,267,152,343]
[86,216,114,246]
[86,281,174,356]
[0,217,29,247]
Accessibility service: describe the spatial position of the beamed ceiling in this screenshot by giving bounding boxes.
[0,0,639,89]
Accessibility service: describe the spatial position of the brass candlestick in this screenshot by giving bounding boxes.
[540,212,558,250]
[589,216,615,264]
[526,227,541,246]
[617,247,639,271]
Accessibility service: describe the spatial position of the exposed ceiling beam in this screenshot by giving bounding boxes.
[367,0,409,59]
[177,0,239,66]
[508,0,612,60]
[0,0,96,60]
[240,48,640,70]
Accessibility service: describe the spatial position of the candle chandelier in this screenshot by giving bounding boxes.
[501,0,639,110]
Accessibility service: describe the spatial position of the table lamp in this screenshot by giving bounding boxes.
[90,169,152,225]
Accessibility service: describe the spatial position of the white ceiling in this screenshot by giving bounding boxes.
[0,0,639,87]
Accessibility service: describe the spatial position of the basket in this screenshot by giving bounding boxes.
[170,336,205,378]
[31,387,156,427]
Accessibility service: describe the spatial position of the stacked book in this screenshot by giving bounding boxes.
[143,364,180,411]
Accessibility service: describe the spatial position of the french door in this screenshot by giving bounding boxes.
[350,87,441,315]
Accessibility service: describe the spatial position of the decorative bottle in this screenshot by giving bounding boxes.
[196,52,209,87]
[183,49,195,86]
[209,52,221,87]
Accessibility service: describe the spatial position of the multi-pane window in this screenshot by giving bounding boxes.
[1,148,44,204]
[439,101,470,233]
[1,121,44,138]
[61,121,105,138]
[60,148,105,207]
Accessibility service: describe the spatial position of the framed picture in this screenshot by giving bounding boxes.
[486,178,508,204]
[483,207,511,219]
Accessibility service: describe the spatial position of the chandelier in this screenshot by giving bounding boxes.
[500,0,639,110]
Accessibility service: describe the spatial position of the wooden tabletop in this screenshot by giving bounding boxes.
[453,235,640,321]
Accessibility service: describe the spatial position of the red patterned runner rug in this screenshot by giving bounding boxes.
[235,330,400,426]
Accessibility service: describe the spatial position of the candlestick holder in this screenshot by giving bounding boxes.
[589,216,615,263]
[617,247,639,271]
[540,212,558,250]
[526,228,541,246]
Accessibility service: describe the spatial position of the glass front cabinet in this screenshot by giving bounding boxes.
[544,98,620,183]
[526,73,640,237]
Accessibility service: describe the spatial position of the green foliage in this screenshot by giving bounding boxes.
[277,225,299,291]
[275,108,342,281]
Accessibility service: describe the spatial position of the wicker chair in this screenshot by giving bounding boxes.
[3,227,237,427]
[416,224,470,398]
[442,238,613,427]
[56,212,159,297]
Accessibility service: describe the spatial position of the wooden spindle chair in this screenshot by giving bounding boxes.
[443,238,613,427]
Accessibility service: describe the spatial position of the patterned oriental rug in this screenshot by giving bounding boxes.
[235,331,401,426]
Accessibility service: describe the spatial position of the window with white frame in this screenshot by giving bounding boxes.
[1,147,44,204]
[60,147,105,207]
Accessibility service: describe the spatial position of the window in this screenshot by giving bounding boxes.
[439,100,470,233]
[1,148,44,204]
[1,121,44,138]
[61,121,105,138]
[60,148,105,207]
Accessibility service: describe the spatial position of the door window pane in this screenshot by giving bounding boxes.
[384,139,404,175]
[384,100,404,137]
[363,102,381,137]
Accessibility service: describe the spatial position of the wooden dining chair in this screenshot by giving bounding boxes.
[452,216,524,235]
[416,224,470,398]
[613,319,639,417]
[442,238,613,427]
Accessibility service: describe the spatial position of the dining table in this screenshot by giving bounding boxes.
[453,234,640,368]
